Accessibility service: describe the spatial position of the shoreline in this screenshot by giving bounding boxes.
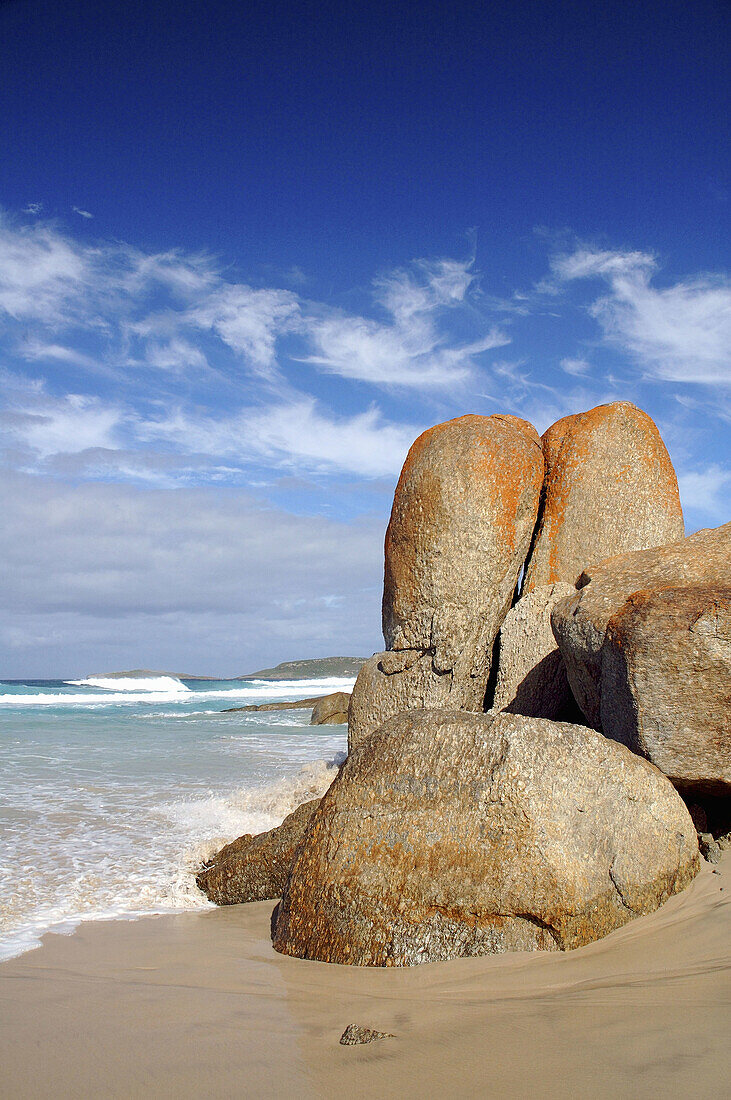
[2,852,728,1098]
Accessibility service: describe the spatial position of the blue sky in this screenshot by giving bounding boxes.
[0,0,729,676]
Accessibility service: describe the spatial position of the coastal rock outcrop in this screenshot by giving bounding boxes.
[523,401,684,593]
[551,522,731,731]
[310,692,350,725]
[491,581,575,717]
[348,414,544,749]
[273,709,699,966]
[599,585,731,795]
[224,696,326,713]
[196,798,320,904]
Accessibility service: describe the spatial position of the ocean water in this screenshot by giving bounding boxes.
[0,674,352,961]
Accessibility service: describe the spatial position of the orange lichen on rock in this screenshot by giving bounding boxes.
[523,401,684,593]
[383,413,543,659]
[349,414,544,747]
[274,709,699,966]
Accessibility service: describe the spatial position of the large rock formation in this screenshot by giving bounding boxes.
[599,585,731,795]
[196,799,320,904]
[523,402,684,593]
[551,522,731,730]
[310,691,350,725]
[273,710,699,966]
[491,581,575,717]
[348,415,544,749]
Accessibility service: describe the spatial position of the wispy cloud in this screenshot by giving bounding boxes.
[143,338,209,372]
[140,399,419,478]
[677,464,731,520]
[552,246,731,384]
[0,211,217,333]
[478,360,623,434]
[560,357,591,376]
[2,391,123,459]
[185,284,300,375]
[299,257,509,387]
[0,213,501,391]
[18,339,103,371]
[71,206,94,219]
[0,213,88,323]
[551,248,656,281]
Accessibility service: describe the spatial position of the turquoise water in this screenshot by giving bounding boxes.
[0,675,351,960]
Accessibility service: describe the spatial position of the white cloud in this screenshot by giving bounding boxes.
[0,357,418,480]
[0,213,219,337]
[119,247,217,298]
[479,361,622,434]
[18,339,103,371]
[0,472,384,675]
[23,202,43,215]
[239,401,418,476]
[185,284,300,373]
[2,392,123,459]
[0,214,88,323]
[0,214,508,393]
[560,357,591,376]
[677,464,731,519]
[553,246,731,385]
[374,257,475,322]
[141,399,419,478]
[551,248,655,281]
[144,338,208,372]
[72,206,94,219]
[301,257,509,387]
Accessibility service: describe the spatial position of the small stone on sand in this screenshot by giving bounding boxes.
[339,1024,395,1045]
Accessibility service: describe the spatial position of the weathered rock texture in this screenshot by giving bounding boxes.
[491,581,575,717]
[551,522,731,730]
[524,402,684,593]
[348,415,544,749]
[273,710,698,966]
[600,586,731,795]
[310,692,350,725]
[196,799,319,904]
[339,1024,395,1045]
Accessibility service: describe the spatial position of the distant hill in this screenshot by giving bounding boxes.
[88,668,218,681]
[239,657,367,681]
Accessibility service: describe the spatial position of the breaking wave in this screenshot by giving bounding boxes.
[0,754,344,962]
[65,675,191,693]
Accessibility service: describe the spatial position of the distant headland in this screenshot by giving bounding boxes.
[239,657,367,680]
[88,657,368,682]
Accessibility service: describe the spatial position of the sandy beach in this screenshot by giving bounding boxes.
[1,850,728,1098]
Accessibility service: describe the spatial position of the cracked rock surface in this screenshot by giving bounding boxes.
[600,585,731,796]
[273,709,699,966]
[551,521,731,733]
[491,581,576,717]
[523,401,684,594]
[348,414,544,749]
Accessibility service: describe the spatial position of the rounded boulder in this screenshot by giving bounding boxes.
[523,401,684,593]
[274,709,699,966]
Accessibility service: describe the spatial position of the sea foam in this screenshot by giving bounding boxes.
[0,676,355,708]
[65,675,191,693]
[0,692,347,962]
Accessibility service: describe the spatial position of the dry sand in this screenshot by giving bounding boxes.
[1,852,729,1099]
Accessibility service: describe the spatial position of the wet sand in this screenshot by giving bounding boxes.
[1,852,729,1098]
